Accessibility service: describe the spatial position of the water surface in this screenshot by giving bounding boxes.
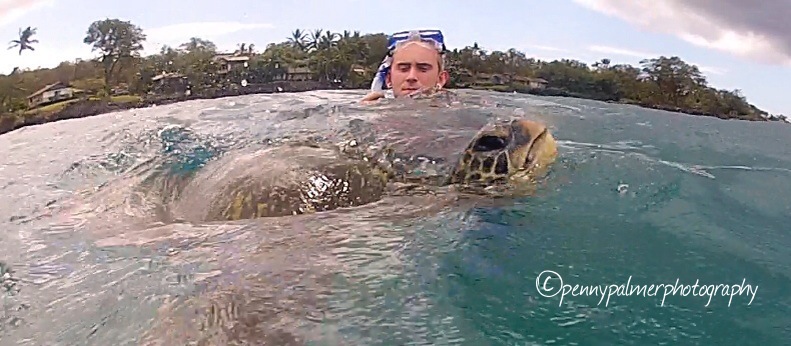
[1,90,789,345]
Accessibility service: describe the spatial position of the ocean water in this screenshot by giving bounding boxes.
[0,89,789,345]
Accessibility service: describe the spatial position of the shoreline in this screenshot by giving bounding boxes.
[0,82,781,136]
[484,86,772,122]
[0,81,332,136]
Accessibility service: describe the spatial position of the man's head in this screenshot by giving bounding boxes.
[383,30,449,97]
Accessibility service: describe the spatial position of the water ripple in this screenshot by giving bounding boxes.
[1,89,790,345]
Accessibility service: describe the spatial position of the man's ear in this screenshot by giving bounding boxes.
[437,70,449,87]
[386,73,392,88]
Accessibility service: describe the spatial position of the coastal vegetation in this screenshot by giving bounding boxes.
[1,18,787,135]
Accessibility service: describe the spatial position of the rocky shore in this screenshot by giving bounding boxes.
[0,81,780,136]
[517,87,770,122]
[0,81,334,136]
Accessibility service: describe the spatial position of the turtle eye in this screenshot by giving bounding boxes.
[471,135,507,152]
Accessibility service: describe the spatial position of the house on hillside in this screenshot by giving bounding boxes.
[27,82,83,108]
[526,77,548,89]
[475,73,497,84]
[213,54,250,73]
[151,72,188,95]
[512,75,548,90]
[285,66,312,81]
[272,66,314,81]
[474,73,549,90]
[475,73,513,85]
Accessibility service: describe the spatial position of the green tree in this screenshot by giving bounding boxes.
[83,18,146,92]
[179,37,217,53]
[0,69,28,112]
[639,56,707,108]
[0,25,773,123]
[178,38,220,91]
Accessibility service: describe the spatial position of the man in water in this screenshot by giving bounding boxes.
[360,29,450,102]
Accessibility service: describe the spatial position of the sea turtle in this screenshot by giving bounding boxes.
[136,109,560,343]
[168,97,558,223]
[51,92,557,345]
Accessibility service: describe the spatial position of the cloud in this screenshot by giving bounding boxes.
[0,44,93,74]
[572,0,791,66]
[587,45,656,58]
[143,21,274,52]
[695,64,726,76]
[513,44,592,62]
[527,44,569,53]
[585,44,727,75]
[0,0,55,27]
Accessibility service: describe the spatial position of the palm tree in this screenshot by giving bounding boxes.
[320,31,338,50]
[308,29,323,51]
[8,26,39,55]
[287,29,307,51]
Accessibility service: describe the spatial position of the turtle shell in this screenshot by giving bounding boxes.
[169,143,390,221]
[169,95,557,222]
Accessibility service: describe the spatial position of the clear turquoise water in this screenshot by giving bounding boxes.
[0,90,789,345]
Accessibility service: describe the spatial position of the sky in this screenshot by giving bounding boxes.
[1,0,789,115]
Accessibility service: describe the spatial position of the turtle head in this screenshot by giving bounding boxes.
[450,118,557,185]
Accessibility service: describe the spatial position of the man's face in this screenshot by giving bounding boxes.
[386,42,449,97]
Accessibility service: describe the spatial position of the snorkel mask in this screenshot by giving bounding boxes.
[370,29,447,92]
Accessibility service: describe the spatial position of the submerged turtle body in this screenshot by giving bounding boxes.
[173,98,558,222]
[170,142,391,221]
